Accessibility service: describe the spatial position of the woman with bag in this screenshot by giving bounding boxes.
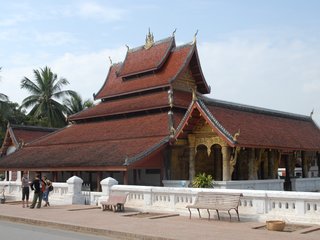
[42,176,52,207]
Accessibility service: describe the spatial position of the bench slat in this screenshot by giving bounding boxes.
[101,192,129,212]
[186,192,242,221]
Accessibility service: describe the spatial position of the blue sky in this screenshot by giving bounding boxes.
[0,0,320,124]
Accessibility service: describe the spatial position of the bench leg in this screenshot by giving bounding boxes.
[228,210,232,221]
[216,209,220,220]
[207,209,210,220]
[235,208,240,221]
[188,208,192,219]
[197,208,201,218]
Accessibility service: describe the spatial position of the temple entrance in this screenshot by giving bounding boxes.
[194,144,222,181]
[195,144,211,176]
[210,144,222,181]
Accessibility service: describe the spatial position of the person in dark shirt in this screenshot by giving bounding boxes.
[29,174,45,209]
[21,172,30,208]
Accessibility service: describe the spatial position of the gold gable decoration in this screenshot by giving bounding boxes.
[144,28,154,50]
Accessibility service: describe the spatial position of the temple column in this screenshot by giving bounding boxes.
[248,148,256,180]
[222,146,231,181]
[96,172,102,192]
[301,151,307,178]
[317,152,320,177]
[284,154,292,191]
[188,135,196,181]
[123,171,128,185]
[262,157,268,179]
[268,150,274,179]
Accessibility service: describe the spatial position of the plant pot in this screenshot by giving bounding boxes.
[266,220,285,231]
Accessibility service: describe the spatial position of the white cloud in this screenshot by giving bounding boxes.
[35,32,76,46]
[303,81,320,93]
[77,2,127,21]
[0,47,126,106]
[198,37,320,125]
[0,14,26,27]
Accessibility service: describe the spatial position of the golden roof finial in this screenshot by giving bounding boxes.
[192,87,197,101]
[310,108,314,117]
[233,129,241,142]
[172,28,177,37]
[191,29,199,45]
[144,28,154,50]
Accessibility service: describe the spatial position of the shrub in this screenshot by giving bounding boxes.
[192,173,214,188]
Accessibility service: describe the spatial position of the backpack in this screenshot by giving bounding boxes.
[48,185,53,192]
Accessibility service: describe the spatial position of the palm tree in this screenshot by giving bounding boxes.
[0,67,9,115]
[64,92,93,116]
[20,66,76,128]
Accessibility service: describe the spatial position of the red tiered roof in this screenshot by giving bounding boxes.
[175,98,320,151]
[69,90,191,121]
[0,112,185,169]
[0,124,57,156]
[118,37,175,77]
[206,102,320,151]
[95,44,195,99]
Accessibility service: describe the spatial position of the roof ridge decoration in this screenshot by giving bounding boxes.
[173,99,235,146]
[200,95,312,121]
[144,28,154,50]
[191,30,198,45]
[124,136,170,165]
[197,99,235,144]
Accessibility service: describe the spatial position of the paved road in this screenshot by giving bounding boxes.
[0,220,113,240]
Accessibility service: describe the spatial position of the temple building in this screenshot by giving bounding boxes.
[0,123,57,180]
[0,31,320,191]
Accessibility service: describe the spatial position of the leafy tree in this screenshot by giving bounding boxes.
[63,92,93,116]
[0,67,9,108]
[20,66,76,128]
[0,101,28,146]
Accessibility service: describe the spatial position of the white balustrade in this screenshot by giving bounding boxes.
[1,178,320,225]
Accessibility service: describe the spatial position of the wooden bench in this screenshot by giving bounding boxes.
[101,192,129,212]
[186,192,243,221]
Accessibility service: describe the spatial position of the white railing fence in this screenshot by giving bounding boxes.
[1,176,319,225]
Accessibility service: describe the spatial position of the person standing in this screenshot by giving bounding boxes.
[42,176,52,207]
[21,172,30,208]
[29,174,45,209]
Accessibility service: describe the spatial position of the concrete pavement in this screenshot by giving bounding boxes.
[0,203,319,240]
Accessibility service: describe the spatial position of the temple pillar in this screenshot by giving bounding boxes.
[268,150,275,179]
[96,172,102,192]
[263,155,268,179]
[301,151,307,178]
[284,154,292,191]
[188,135,196,181]
[248,148,256,180]
[317,152,320,177]
[123,171,128,185]
[222,146,231,181]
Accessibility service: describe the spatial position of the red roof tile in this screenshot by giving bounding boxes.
[0,124,57,156]
[70,91,168,121]
[70,90,191,121]
[0,113,172,169]
[95,44,194,99]
[204,99,320,151]
[175,99,320,151]
[118,37,175,77]
[13,129,55,144]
